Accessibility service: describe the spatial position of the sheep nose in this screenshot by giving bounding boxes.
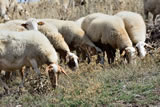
[68,59,78,70]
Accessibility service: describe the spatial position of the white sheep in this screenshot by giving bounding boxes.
[1,18,77,90]
[0,30,68,93]
[81,13,136,64]
[0,19,77,91]
[38,19,102,63]
[33,21,79,70]
[0,18,42,87]
[115,11,152,58]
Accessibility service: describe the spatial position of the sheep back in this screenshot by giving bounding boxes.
[86,15,132,50]
[37,22,70,53]
[116,11,146,44]
[81,13,108,33]
[0,30,58,71]
[40,19,85,46]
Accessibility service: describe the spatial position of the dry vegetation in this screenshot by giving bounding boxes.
[8,0,144,20]
[0,0,160,106]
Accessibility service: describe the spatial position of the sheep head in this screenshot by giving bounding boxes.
[21,18,38,31]
[45,63,70,89]
[136,41,153,58]
[66,52,79,70]
[122,47,136,63]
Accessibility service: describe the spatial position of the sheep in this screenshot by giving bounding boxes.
[81,13,136,64]
[115,11,152,58]
[0,19,77,91]
[143,0,160,23]
[31,21,79,70]
[1,18,72,88]
[0,18,42,87]
[1,18,77,90]
[38,19,102,63]
[0,0,10,21]
[7,19,79,70]
[0,30,69,93]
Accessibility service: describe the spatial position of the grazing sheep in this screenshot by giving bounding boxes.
[0,30,68,93]
[2,19,78,87]
[0,18,42,87]
[115,11,152,58]
[33,21,79,70]
[81,13,136,64]
[143,0,160,23]
[38,19,102,63]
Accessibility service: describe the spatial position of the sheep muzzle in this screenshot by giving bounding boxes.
[45,64,70,88]
[125,47,136,63]
[66,53,79,70]
[45,64,59,89]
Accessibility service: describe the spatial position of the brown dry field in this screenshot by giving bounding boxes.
[0,0,160,106]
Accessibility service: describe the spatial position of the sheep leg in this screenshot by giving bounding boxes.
[19,66,30,88]
[48,71,58,89]
[86,53,91,64]
[106,45,116,64]
[77,46,91,63]
[76,48,85,62]
[96,53,105,64]
[0,76,10,94]
[82,49,90,63]
[29,59,41,75]
[2,71,12,84]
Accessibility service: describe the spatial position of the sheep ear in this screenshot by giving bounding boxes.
[37,21,45,26]
[58,65,71,79]
[45,65,52,72]
[144,43,153,49]
[21,23,27,28]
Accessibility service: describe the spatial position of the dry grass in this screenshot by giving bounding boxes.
[0,0,160,106]
[0,51,160,106]
[7,0,144,21]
